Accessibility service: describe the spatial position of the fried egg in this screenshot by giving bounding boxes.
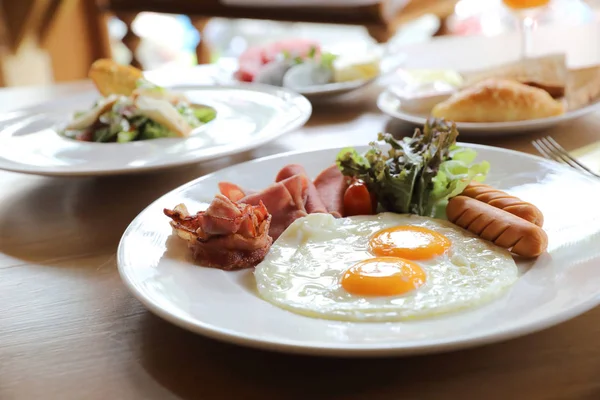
[254,213,518,322]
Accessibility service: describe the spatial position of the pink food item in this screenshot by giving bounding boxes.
[237,174,310,240]
[216,163,349,240]
[275,164,327,214]
[235,38,322,82]
[313,164,349,218]
[218,182,249,202]
[164,194,272,270]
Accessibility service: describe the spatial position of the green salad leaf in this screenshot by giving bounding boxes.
[139,120,173,140]
[192,107,217,124]
[336,118,490,217]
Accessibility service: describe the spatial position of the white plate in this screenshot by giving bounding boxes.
[377,89,600,136]
[0,84,311,177]
[118,144,600,357]
[215,49,405,101]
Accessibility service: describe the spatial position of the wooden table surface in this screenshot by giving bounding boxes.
[4,30,600,398]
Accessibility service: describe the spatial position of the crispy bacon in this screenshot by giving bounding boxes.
[218,182,249,202]
[164,194,272,270]
[237,174,310,240]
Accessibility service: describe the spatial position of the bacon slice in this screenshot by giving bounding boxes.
[164,194,273,270]
[218,182,248,202]
[275,164,328,214]
[238,174,310,240]
[313,165,350,218]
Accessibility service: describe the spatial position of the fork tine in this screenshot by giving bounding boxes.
[539,137,584,171]
[533,136,600,178]
[532,138,557,162]
[543,136,600,176]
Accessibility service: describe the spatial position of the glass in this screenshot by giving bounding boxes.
[502,0,551,58]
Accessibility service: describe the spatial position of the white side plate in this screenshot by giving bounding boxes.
[377,89,600,136]
[0,84,311,176]
[118,144,600,357]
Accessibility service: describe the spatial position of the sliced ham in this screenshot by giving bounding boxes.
[313,165,349,218]
[238,174,309,240]
[235,39,321,82]
[275,164,327,214]
[164,194,272,270]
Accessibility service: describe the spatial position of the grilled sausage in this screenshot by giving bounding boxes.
[461,182,544,227]
[447,196,548,258]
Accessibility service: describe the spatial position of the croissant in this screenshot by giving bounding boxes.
[432,79,564,122]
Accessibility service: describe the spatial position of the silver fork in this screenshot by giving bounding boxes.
[532,136,600,178]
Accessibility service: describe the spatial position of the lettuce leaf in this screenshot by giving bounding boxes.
[336,118,489,217]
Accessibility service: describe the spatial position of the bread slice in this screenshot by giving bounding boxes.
[462,54,568,98]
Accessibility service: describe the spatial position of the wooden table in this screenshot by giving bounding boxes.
[4,31,600,398]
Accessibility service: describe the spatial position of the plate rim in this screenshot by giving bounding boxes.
[377,89,600,134]
[0,83,313,177]
[117,143,600,357]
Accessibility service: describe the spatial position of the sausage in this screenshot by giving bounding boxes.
[447,196,548,258]
[461,182,544,227]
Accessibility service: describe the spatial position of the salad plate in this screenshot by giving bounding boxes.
[0,83,311,176]
[118,143,600,357]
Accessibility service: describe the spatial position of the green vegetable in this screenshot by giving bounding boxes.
[117,130,139,143]
[320,52,337,70]
[93,126,114,142]
[336,118,489,217]
[192,107,216,124]
[139,120,173,140]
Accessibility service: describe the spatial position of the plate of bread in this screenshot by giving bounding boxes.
[378,54,600,135]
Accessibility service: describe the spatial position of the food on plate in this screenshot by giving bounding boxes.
[236,39,321,83]
[313,164,349,217]
[337,118,490,217]
[462,54,568,99]
[235,39,380,89]
[218,164,351,240]
[88,58,144,97]
[565,65,600,110]
[344,180,377,217]
[446,196,548,258]
[164,195,272,270]
[254,213,518,321]
[164,119,549,321]
[461,181,544,227]
[331,52,381,83]
[431,79,565,122]
[61,58,216,143]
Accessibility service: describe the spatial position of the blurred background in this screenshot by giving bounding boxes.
[0,0,598,87]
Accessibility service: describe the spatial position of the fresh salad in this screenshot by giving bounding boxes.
[336,118,490,217]
[235,39,381,89]
[60,59,217,143]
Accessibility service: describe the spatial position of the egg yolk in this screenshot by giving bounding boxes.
[369,225,451,260]
[341,257,426,297]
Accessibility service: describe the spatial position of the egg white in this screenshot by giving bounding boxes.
[254,213,519,322]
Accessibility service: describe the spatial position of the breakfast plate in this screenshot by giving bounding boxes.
[118,143,600,357]
[0,83,311,176]
[377,88,600,136]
